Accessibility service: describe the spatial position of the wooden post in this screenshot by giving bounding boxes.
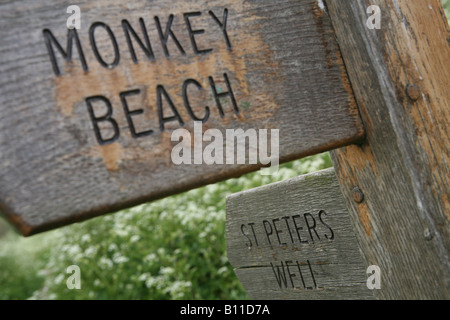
[326,0,449,299]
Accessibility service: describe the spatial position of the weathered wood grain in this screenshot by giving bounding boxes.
[226,168,374,300]
[0,0,364,235]
[326,0,449,299]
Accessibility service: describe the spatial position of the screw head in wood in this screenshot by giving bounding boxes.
[352,187,364,203]
[424,228,433,241]
[406,84,421,101]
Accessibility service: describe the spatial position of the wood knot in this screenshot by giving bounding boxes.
[406,84,421,101]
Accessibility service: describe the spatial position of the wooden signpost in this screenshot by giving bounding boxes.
[0,0,448,300]
[0,0,364,236]
[226,168,374,300]
[226,0,449,300]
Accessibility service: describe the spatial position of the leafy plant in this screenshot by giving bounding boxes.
[1,153,332,300]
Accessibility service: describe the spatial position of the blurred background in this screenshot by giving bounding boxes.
[1,0,449,300]
[0,153,332,300]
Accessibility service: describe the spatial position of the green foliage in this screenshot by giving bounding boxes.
[444,0,450,23]
[0,232,50,300]
[1,153,331,300]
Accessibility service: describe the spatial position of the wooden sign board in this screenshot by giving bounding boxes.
[226,168,374,299]
[0,0,364,235]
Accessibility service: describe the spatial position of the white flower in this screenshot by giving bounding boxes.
[112,252,129,264]
[160,211,169,219]
[160,267,174,276]
[54,274,64,284]
[218,266,228,275]
[114,229,129,237]
[37,269,48,277]
[145,277,159,288]
[144,253,157,263]
[84,246,97,257]
[81,234,91,243]
[130,235,141,243]
[167,281,192,299]
[65,244,81,257]
[99,257,113,269]
[138,273,150,282]
[108,243,118,252]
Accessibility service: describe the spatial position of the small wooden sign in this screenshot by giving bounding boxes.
[226,168,374,299]
[0,0,364,235]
